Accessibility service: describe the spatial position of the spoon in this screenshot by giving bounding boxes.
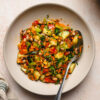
[55,30,83,100]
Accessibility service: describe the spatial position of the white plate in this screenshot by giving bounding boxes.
[3,3,95,95]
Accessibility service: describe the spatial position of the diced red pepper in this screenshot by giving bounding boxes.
[50,47,57,54]
[41,24,45,30]
[62,69,65,75]
[21,42,27,49]
[22,35,26,39]
[32,20,39,26]
[64,51,70,56]
[62,64,67,68]
[44,77,55,83]
[26,60,28,65]
[43,68,49,73]
[68,30,71,33]
[36,66,41,71]
[45,42,50,48]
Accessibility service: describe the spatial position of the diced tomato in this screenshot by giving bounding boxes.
[44,77,55,83]
[48,24,55,30]
[56,68,62,73]
[64,51,70,56]
[51,56,55,61]
[19,49,27,54]
[66,74,69,79]
[62,70,65,75]
[28,73,34,80]
[43,68,49,73]
[22,35,26,39]
[21,42,27,49]
[32,20,39,26]
[26,60,28,65]
[35,47,39,51]
[50,47,57,54]
[41,24,45,30]
[65,39,72,48]
[62,64,67,68]
[36,66,41,71]
[45,42,50,48]
[68,30,71,32]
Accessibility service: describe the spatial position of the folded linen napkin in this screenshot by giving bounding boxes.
[0,73,17,100]
[0,79,8,100]
[0,74,8,100]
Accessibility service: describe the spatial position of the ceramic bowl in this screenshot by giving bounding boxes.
[3,3,95,95]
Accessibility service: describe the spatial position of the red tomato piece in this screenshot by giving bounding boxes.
[21,42,27,49]
[62,64,67,68]
[32,20,39,26]
[45,42,50,48]
[41,24,45,30]
[68,30,71,32]
[44,77,55,83]
[43,68,49,73]
[64,51,70,56]
[22,35,26,39]
[50,47,57,54]
[48,24,55,30]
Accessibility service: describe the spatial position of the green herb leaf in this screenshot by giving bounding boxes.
[55,28,60,35]
[26,41,31,51]
[40,36,45,41]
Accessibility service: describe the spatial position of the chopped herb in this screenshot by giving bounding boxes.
[49,66,57,75]
[55,79,60,84]
[55,28,60,35]
[26,41,31,51]
[46,14,49,19]
[40,36,45,41]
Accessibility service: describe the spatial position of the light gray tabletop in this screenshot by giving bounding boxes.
[0,0,100,100]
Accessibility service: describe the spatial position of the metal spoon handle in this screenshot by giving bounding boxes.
[55,56,77,100]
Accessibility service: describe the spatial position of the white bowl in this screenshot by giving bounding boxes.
[3,3,95,95]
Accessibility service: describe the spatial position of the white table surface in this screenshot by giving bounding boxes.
[0,0,100,100]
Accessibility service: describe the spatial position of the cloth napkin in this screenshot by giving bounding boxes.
[0,73,17,100]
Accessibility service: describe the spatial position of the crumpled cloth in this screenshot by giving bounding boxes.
[0,73,17,100]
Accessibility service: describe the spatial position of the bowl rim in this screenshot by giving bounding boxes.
[3,2,95,96]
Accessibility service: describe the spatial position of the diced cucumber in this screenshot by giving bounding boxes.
[56,46,60,51]
[29,62,36,66]
[69,63,76,74]
[60,42,69,50]
[43,28,52,36]
[43,28,48,34]
[64,57,68,62]
[34,35,40,41]
[35,55,40,61]
[56,74,62,79]
[49,39,57,46]
[17,58,23,64]
[52,77,58,81]
[73,35,78,45]
[58,62,62,68]
[55,24,63,30]
[33,42,39,48]
[43,18,47,23]
[40,75,45,81]
[21,67,27,73]
[59,31,70,39]
[33,70,40,80]
[17,53,27,58]
[55,52,63,59]
[35,27,42,33]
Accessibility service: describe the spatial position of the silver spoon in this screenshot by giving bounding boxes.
[55,30,83,100]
